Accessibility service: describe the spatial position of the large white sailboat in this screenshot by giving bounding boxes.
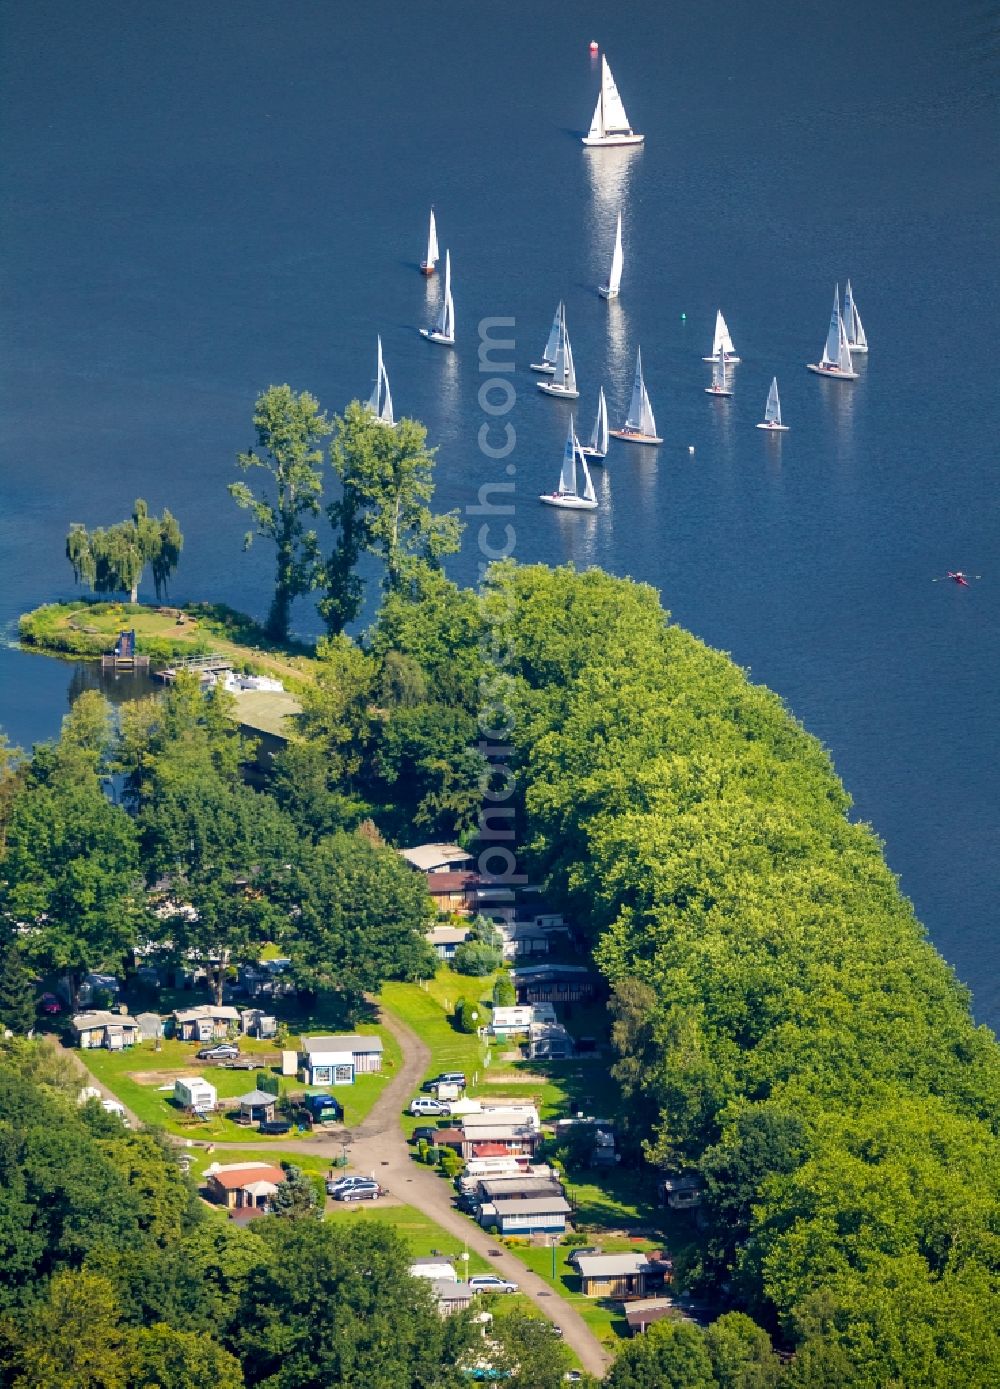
[530,301,564,374]
[420,249,455,345]
[598,211,624,300]
[705,349,733,397]
[806,284,859,379]
[539,418,599,510]
[703,310,740,363]
[579,387,609,460]
[366,336,395,426]
[756,377,788,431]
[582,56,644,147]
[420,208,439,276]
[537,307,579,398]
[843,279,868,354]
[609,347,662,444]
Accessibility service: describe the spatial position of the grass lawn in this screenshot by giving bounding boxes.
[18,599,317,689]
[324,1202,492,1274]
[80,1022,401,1140]
[380,968,494,1087]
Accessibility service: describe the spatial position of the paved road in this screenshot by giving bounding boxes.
[69,1008,612,1378]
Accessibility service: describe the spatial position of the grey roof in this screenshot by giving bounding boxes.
[662,1174,703,1192]
[493,1196,572,1216]
[431,1279,472,1302]
[400,843,473,872]
[236,1089,278,1107]
[301,1034,384,1054]
[575,1252,650,1278]
[426,926,474,945]
[72,1010,139,1030]
[510,964,593,981]
[173,1004,240,1023]
[480,1177,565,1200]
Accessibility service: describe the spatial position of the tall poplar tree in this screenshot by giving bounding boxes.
[229,385,332,642]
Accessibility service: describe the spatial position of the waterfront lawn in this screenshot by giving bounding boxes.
[18,599,316,687]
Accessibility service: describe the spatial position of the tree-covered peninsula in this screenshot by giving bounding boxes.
[5,502,999,1382]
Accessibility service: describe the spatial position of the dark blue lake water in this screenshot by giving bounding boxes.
[1,2,998,1023]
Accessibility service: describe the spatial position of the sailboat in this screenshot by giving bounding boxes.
[806,284,858,379]
[703,310,740,363]
[537,306,579,398]
[582,55,644,147]
[579,387,609,460]
[366,336,395,426]
[843,280,868,354]
[756,377,788,431]
[539,417,599,510]
[530,301,564,374]
[420,208,439,276]
[598,211,623,300]
[609,347,662,444]
[420,249,455,345]
[705,349,733,397]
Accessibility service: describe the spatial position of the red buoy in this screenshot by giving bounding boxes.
[589,40,599,53]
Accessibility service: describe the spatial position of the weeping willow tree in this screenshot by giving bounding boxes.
[66,500,183,603]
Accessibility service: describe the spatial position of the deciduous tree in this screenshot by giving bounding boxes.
[229,384,331,642]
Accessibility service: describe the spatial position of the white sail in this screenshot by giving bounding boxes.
[821,284,842,366]
[426,208,439,268]
[367,337,383,416]
[558,419,577,495]
[605,211,623,296]
[844,280,867,352]
[765,377,781,425]
[438,250,454,339]
[589,387,608,454]
[836,312,854,374]
[551,312,577,394]
[367,336,395,425]
[580,449,597,504]
[626,348,657,436]
[600,56,631,134]
[712,310,736,359]
[587,88,605,141]
[542,301,563,364]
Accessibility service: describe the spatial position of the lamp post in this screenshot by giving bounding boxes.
[460,1246,470,1284]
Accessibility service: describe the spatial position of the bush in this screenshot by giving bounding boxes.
[453,940,502,976]
[492,973,516,1007]
[438,1149,464,1179]
[416,1139,429,1162]
[453,998,482,1033]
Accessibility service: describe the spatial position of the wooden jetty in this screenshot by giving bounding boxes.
[155,653,233,684]
[101,630,150,671]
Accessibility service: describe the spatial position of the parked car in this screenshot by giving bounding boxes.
[409,1097,451,1117]
[259,1118,292,1136]
[196,1043,239,1061]
[325,1175,369,1196]
[38,993,62,1015]
[468,1275,518,1295]
[566,1247,600,1269]
[332,1180,381,1202]
[410,1125,440,1144]
[422,1071,466,1091]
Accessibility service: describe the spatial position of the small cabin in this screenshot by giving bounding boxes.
[299,1034,383,1086]
[576,1252,651,1299]
[71,1010,141,1051]
[172,1004,240,1042]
